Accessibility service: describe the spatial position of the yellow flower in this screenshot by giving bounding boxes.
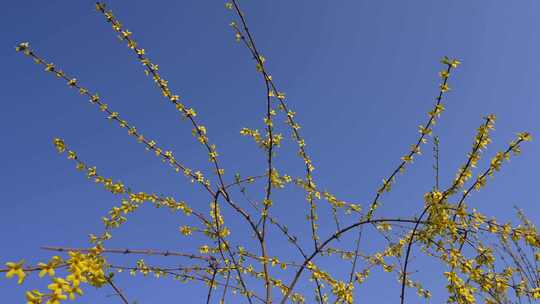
[5,260,26,284]
[15,42,30,52]
[199,245,210,254]
[46,291,67,304]
[532,287,540,299]
[53,138,66,153]
[45,63,55,72]
[38,262,55,278]
[121,30,132,38]
[66,271,85,287]
[67,151,77,160]
[517,132,532,142]
[439,83,450,93]
[179,225,192,236]
[185,108,197,117]
[25,290,44,304]
[90,94,100,103]
[439,70,450,79]
[66,285,83,300]
[48,277,69,294]
[450,59,461,68]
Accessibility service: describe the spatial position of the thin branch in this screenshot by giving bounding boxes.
[41,246,216,262]
[106,277,130,304]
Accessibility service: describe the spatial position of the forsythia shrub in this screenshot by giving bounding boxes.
[3,2,539,304]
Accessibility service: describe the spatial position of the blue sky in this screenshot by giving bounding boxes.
[1,1,539,303]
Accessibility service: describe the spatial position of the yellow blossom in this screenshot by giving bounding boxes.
[5,260,26,284]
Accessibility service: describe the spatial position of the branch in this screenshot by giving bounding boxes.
[106,277,129,304]
[41,246,216,262]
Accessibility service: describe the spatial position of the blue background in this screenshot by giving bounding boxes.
[1,1,539,303]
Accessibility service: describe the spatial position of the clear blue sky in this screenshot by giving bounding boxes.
[1,1,539,303]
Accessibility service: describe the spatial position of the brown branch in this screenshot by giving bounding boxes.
[279,217,431,303]
[206,265,218,304]
[106,277,129,304]
[41,246,216,262]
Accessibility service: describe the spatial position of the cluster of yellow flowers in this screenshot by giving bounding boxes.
[53,138,126,194]
[306,262,355,303]
[50,136,194,234]
[5,251,106,304]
